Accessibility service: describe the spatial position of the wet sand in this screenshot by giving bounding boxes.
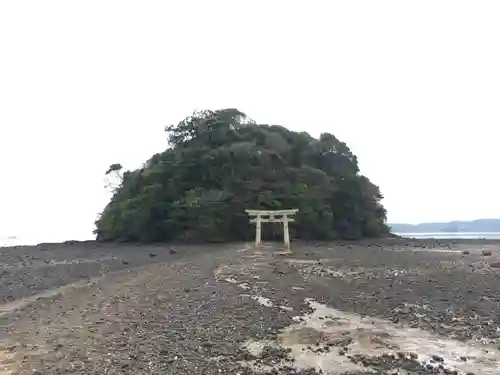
[0,239,499,374]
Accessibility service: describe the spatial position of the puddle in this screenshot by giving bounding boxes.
[0,350,14,375]
[299,266,356,280]
[414,249,464,254]
[214,262,269,281]
[287,259,319,265]
[252,296,274,307]
[242,340,275,356]
[213,264,231,278]
[243,298,500,375]
[0,278,100,317]
[287,258,344,265]
[246,295,293,312]
[223,278,251,290]
[276,251,294,256]
[236,247,251,253]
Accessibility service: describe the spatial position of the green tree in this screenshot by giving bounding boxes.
[94,109,388,242]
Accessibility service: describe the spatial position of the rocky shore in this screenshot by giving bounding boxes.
[0,239,499,374]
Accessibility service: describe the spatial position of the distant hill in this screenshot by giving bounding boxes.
[389,219,500,233]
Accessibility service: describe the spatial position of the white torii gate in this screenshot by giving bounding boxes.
[245,209,299,249]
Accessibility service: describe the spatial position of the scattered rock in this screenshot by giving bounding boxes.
[431,354,444,362]
[2,239,500,374]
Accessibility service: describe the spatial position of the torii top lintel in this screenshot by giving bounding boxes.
[244,209,299,216]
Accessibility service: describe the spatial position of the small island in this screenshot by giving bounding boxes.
[95,109,389,242]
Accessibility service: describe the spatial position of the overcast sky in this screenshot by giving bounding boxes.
[1,1,499,241]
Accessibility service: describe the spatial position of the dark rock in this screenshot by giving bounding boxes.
[431,354,444,362]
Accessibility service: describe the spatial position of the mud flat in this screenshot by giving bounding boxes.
[0,239,499,374]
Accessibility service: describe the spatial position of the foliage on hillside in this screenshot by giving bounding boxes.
[94,109,388,242]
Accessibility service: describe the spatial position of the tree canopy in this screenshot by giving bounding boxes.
[94,109,388,242]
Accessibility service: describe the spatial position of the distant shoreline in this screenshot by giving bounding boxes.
[390,219,500,234]
[395,232,500,240]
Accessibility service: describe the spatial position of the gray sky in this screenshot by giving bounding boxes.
[1,1,499,241]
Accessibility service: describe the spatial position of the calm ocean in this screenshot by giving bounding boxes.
[0,235,92,248]
[0,236,45,247]
[396,232,500,239]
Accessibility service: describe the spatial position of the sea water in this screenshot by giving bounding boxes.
[396,232,500,239]
[0,235,45,247]
[0,235,92,248]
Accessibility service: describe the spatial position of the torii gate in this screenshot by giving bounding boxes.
[245,209,299,249]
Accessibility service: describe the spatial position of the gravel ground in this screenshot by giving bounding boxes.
[0,239,499,374]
